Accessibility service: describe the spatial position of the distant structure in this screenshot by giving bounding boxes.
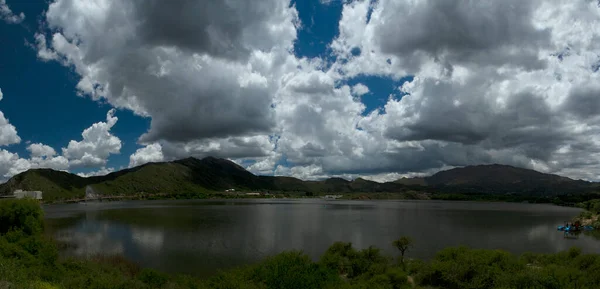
[225,189,236,192]
[245,192,260,196]
[13,190,43,200]
[322,195,343,199]
[85,186,99,200]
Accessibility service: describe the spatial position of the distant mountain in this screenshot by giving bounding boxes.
[0,159,597,202]
[0,169,89,200]
[0,157,411,202]
[400,164,598,195]
[394,177,427,186]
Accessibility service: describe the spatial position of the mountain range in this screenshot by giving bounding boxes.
[0,157,598,202]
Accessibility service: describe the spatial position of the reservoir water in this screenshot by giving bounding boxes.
[43,199,600,277]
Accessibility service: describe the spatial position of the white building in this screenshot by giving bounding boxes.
[13,190,43,200]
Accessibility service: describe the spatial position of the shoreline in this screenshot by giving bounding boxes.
[40,191,592,207]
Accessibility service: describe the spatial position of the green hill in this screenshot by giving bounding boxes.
[0,169,89,201]
[400,164,599,195]
[1,158,598,202]
[0,157,414,202]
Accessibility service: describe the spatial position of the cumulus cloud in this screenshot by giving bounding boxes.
[34,33,59,61]
[0,112,20,146]
[27,143,57,158]
[0,150,30,181]
[33,0,600,181]
[0,88,21,146]
[374,0,550,72]
[38,0,298,144]
[76,167,114,178]
[0,105,120,181]
[0,0,24,24]
[0,143,70,181]
[326,0,600,180]
[129,143,164,167]
[26,143,69,171]
[351,83,369,96]
[62,109,122,168]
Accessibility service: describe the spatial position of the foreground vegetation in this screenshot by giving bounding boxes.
[574,199,600,239]
[3,199,600,289]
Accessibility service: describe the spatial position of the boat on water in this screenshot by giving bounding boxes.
[557,221,594,232]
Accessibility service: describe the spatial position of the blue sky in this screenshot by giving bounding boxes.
[292,0,412,115]
[0,2,149,174]
[0,0,407,176]
[2,0,599,182]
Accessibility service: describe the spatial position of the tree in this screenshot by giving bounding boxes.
[392,236,413,265]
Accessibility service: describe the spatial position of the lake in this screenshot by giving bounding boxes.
[43,199,600,277]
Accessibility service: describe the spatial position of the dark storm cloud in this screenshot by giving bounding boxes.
[563,86,600,119]
[42,0,296,146]
[133,0,283,60]
[376,0,551,71]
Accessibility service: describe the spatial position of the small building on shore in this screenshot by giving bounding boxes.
[13,190,43,200]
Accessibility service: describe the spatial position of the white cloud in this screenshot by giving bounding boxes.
[0,150,30,181]
[62,109,122,168]
[0,143,69,181]
[325,0,600,180]
[27,143,57,158]
[0,88,21,146]
[76,167,114,177]
[0,108,123,181]
[34,33,59,61]
[30,0,600,182]
[0,112,20,147]
[39,0,299,143]
[244,152,282,175]
[26,143,69,172]
[351,83,369,96]
[129,143,164,167]
[0,0,24,24]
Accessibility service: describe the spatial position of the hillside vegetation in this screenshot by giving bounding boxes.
[2,199,600,289]
[1,157,599,202]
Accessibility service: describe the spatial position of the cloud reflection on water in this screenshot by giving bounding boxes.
[44,200,600,277]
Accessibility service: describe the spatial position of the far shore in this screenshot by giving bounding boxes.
[39,191,595,208]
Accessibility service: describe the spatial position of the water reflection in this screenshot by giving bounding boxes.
[44,199,600,277]
[131,227,164,251]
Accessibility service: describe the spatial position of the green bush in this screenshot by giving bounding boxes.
[415,247,524,289]
[138,268,170,287]
[0,199,44,235]
[251,251,340,289]
[320,241,358,276]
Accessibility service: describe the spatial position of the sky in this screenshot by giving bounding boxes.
[1,0,600,182]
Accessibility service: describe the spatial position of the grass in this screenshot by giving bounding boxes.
[3,198,600,289]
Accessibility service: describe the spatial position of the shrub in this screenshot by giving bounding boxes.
[0,199,44,235]
[138,268,170,287]
[252,251,340,289]
[320,242,358,276]
[90,255,141,277]
[415,247,523,289]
